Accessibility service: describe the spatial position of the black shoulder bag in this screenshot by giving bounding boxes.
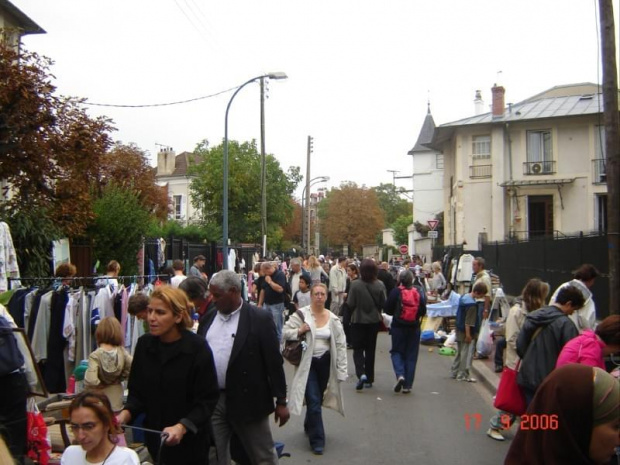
[282,310,306,366]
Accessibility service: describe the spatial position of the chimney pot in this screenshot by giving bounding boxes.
[491,85,505,117]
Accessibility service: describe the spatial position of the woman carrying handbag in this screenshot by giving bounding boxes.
[486,279,549,441]
[282,283,347,456]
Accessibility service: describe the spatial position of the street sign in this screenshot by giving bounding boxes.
[427,220,439,231]
[428,230,439,239]
[399,244,408,254]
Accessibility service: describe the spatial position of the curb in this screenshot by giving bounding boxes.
[471,359,500,396]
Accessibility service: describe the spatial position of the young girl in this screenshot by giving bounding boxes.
[85,317,132,413]
[294,275,312,309]
[61,391,139,464]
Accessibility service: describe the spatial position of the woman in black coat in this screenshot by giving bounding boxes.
[118,286,219,465]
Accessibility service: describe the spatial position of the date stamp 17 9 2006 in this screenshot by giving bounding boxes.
[464,413,559,431]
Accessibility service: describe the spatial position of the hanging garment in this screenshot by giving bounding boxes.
[0,222,20,292]
[43,288,69,393]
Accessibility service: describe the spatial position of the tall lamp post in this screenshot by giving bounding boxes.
[223,72,287,270]
[301,176,329,251]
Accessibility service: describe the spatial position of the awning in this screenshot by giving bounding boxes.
[499,178,576,188]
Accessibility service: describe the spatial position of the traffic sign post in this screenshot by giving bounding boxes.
[428,230,438,239]
[399,244,408,255]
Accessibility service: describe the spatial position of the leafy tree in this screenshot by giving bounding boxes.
[146,219,217,243]
[320,182,384,254]
[373,183,412,225]
[89,184,151,275]
[188,139,301,247]
[392,215,413,245]
[0,43,113,237]
[99,143,170,220]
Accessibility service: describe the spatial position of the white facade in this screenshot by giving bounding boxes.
[155,148,201,224]
[408,106,444,226]
[430,83,609,247]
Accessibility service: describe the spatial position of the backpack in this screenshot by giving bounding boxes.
[399,286,421,322]
[0,316,24,376]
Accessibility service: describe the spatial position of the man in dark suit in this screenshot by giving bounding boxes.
[198,270,289,465]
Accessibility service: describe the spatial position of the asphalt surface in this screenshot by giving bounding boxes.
[271,332,512,464]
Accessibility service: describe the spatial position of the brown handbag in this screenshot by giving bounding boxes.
[282,310,306,366]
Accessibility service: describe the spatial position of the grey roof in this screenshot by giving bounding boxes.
[0,0,45,35]
[408,104,436,154]
[428,83,615,151]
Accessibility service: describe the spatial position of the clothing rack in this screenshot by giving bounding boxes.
[7,274,171,290]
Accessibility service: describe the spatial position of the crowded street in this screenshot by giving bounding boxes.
[275,332,510,464]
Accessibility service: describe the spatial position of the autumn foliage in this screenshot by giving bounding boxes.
[321,182,384,253]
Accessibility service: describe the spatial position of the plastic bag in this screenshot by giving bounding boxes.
[26,398,50,465]
[476,319,493,357]
[445,330,457,348]
[381,312,393,329]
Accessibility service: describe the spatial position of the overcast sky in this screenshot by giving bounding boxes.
[14,0,620,199]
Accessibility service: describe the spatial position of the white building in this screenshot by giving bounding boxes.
[155,148,202,224]
[0,0,44,50]
[407,104,444,225]
[429,83,610,248]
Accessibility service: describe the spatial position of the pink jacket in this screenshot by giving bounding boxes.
[556,330,606,370]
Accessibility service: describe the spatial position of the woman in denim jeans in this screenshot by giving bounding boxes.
[282,283,347,456]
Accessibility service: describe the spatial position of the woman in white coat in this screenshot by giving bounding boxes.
[282,283,347,456]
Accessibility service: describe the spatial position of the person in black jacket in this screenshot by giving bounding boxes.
[377,262,395,296]
[384,271,426,394]
[516,284,584,405]
[118,286,219,465]
[199,270,289,465]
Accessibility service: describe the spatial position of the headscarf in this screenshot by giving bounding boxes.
[504,364,618,465]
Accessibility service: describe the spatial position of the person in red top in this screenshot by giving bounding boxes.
[179,277,213,318]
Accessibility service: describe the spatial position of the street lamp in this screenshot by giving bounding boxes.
[222,72,287,270]
[301,176,329,251]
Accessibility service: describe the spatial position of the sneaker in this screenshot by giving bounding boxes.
[494,365,504,373]
[402,388,412,394]
[364,382,373,388]
[312,447,324,455]
[487,428,505,441]
[394,376,405,393]
[456,376,477,383]
[356,374,367,391]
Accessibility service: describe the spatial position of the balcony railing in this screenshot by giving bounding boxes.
[523,160,556,175]
[592,158,606,184]
[469,164,492,178]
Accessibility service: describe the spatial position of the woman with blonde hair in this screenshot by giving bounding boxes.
[283,283,347,455]
[85,317,132,412]
[307,255,328,285]
[487,278,550,441]
[117,286,219,465]
[61,390,139,464]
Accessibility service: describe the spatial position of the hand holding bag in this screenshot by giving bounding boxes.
[493,360,526,416]
[282,310,306,366]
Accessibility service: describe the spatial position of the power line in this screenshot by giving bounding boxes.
[83,85,238,108]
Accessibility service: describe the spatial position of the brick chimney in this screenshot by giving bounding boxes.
[491,84,505,117]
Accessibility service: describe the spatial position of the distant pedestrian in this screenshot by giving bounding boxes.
[179,276,212,318]
[293,275,312,309]
[377,261,395,296]
[283,283,347,455]
[549,263,600,330]
[307,255,328,285]
[328,257,347,315]
[516,285,584,405]
[450,282,488,382]
[259,262,287,343]
[171,259,187,288]
[384,270,426,394]
[190,255,208,282]
[346,259,386,391]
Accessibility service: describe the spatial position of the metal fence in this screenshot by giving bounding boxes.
[434,232,610,320]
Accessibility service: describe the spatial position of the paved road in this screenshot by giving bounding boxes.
[271,332,512,464]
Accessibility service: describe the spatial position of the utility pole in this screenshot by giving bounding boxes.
[599,0,619,314]
[305,136,313,252]
[260,78,267,258]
